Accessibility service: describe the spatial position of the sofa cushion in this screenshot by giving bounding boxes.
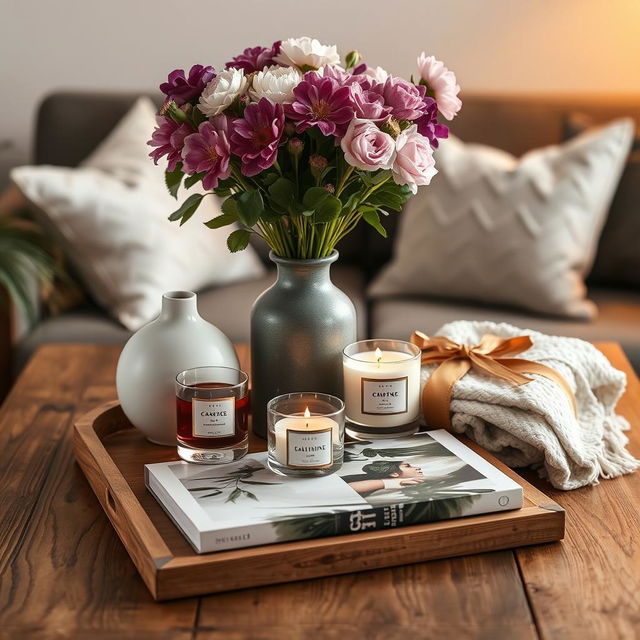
[370,287,640,371]
[16,265,368,372]
[369,122,634,320]
[565,113,640,289]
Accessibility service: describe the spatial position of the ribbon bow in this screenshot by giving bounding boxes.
[410,331,576,429]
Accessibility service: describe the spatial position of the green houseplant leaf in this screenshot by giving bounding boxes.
[362,209,388,237]
[168,193,204,225]
[164,164,183,199]
[227,229,252,252]
[236,190,264,227]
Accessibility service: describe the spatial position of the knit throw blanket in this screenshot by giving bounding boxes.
[420,321,639,490]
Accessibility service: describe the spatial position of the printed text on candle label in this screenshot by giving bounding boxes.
[192,397,235,437]
[286,428,333,468]
[361,377,408,415]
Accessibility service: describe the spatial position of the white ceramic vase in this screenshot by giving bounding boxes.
[116,290,239,445]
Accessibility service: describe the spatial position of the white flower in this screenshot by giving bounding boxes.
[250,65,301,104]
[416,53,461,120]
[361,66,389,83]
[274,37,340,70]
[198,68,248,117]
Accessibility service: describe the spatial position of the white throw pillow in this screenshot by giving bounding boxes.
[369,120,634,319]
[11,98,265,330]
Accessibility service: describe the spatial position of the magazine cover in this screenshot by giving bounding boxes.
[146,430,523,553]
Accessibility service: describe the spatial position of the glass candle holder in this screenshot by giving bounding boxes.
[175,366,249,464]
[343,339,422,439]
[267,393,345,477]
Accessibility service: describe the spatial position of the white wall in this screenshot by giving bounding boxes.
[1,0,639,186]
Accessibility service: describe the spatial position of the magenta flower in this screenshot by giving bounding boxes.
[148,116,193,171]
[285,72,354,137]
[414,97,449,148]
[380,76,427,121]
[160,65,216,105]
[230,98,285,177]
[225,41,281,73]
[182,117,232,190]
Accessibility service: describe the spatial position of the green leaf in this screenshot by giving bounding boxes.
[168,193,204,223]
[221,197,239,217]
[370,169,392,184]
[205,212,237,229]
[362,209,388,237]
[184,172,205,189]
[227,229,252,252]
[236,190,264,227]
[341,193,360,215]
[268,177,295,210]
[314,195,342,222]
[302,186,330,209]
[365,190,404,211]
[164,164,183,199]
[261,172,280,186]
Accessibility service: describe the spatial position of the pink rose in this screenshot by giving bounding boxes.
[341,118,396,172]
[416,53,461,121]
[392,125,437,193]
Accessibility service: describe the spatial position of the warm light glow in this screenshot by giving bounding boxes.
[375,347,383,362]
[304,407,311,418]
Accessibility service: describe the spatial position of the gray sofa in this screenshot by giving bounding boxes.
[13,92,640,372]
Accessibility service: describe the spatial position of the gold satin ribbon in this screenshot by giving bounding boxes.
[409,331,577,429]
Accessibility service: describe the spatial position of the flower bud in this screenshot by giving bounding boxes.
[380,117,401,138]
[309,154,328,180]
[287,138,304,157]
[344,50,361,70]
[309,154,328,170]
[324,183,335,194]
[160,100,189,124]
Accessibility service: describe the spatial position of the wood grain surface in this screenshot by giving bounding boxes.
[0,342,638,639]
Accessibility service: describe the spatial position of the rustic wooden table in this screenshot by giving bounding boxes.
[1,343,638,640]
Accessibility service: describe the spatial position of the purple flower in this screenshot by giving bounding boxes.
[182,117,232,190]
[349,81,391,121]
[147,116,193,171]
[285,72,354,137]
[225,41,281,73]
[160,65,216,105]
[380,76,427,121]
[414,97,449,148]
[230,98,285,177]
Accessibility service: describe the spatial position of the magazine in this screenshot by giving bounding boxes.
[145,430,523,553]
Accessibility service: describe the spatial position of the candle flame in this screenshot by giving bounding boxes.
[375,347,383,363]
[304,407,311,418]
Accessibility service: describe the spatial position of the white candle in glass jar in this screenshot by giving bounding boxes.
[343,344,421,428]
[274,408,340,469]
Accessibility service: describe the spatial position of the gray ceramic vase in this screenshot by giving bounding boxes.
[251,251,357,438]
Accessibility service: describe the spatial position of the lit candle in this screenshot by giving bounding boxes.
[273,407,340,469]
[267,393,345,476]
[343,339,421,437]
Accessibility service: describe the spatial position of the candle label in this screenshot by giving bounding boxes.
[192,397,235,437]
[286,428,333,469]
[361,377,408,415]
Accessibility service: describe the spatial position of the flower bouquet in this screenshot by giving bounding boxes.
[149,37,461,259]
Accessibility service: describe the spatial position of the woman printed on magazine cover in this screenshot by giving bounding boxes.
[343,460,427,497]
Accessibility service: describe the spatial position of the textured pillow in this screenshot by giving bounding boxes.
[565,113,640,289]
[369,120,634,319]
[11,98,265,330]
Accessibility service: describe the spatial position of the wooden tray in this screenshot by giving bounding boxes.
[73,401,565,601]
